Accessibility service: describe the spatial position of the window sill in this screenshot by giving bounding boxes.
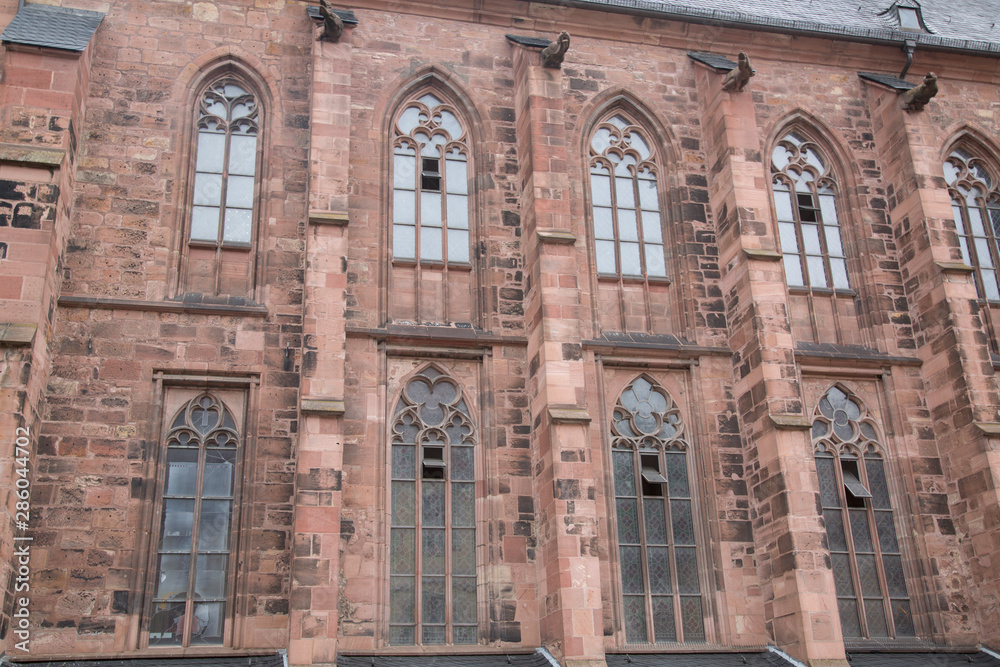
[188,241,252,251]
[787,285,856,297]
[392,259,473,271]
[597,273,671,286]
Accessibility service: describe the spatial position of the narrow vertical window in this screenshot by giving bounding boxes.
[813,386,914,640]
[589,115,667,279]
[611,377,704,644]
[149,394,240,647]
[389,367,478,645]
[392,94,470,265]
[191,78,259,246]
[771,132,849,290]
[943,147,1000,302]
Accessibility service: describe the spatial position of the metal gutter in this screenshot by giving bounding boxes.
[531,0,1000,58]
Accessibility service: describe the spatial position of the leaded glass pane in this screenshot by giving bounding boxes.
[616,177,636,209]
[647,546,672,594]
[452,576,477,623]
[196,132,226,173]
[620,546,644,595]
[865,598,889,637]
[197,499,231,551]
[389,624,414,645]
[421,194,442,227]
[393,444,416,478]
[892,599,915,637]
[618,208,639,241]
[623,595,648,643]
[824,223,845,256]
[671,500,695,546]
[422,576,446,625]
[675,547,700,595]
[155,554,191,599]
[645,245,667,277]
[226,175,255,208]
[642,210,663,243]
[423,528,446,575]
[874,511,899,554]
[422,482,445,527]
[448,229,470,263]
[830,258,850,289]
[617,499,640,544]
[857,554,882,597]
[778,221,799,253]
[783,253,805,286]
[591,171,613,207]
[228,134,257,176]
[594,206,615,240]
[194,173,223,206]
[665,453,689,497]
[451,446,474,482]
[866,458,890,509]
[839,598,862,638]
[166,449,199,497]
[883,554,907,598]
[807,254,828,287]
[394,152,415,189]
[596,240,616,273]
[652,596,676,643]
[831,553,855,596]
[638,178,659,211]
[620,242,641,275]
[420,226,443,262]
[802,224,822,254]
[195,554,228,598]
[394,224,415,259]
[850,509,874,553]
[161,499,195,551]
[390,528,415,575]
[824,509,847,552]
[191,206,220,242]
[447,194,468,229]
[452,482,475,527]
[423,625,445,645]
[454,625,478,644]
[644,499,668,545]
[223,208,252,244]
[388,576,417,626]
[445,157,467,194]
[613,451,636,497]
[774,187,795,222]
[452,529,476,575]
[393,190,416,224]
[680,597,705,642]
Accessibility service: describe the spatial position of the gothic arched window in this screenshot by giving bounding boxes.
[388,367,478,645]
[771,132,849,290]
[392,93,470,265]
[611,377,704,644]
[185,74,262,296]
[943,147,1000,301]
[813,386,914,640]
[589,115,667,279]
[150,393,240,647]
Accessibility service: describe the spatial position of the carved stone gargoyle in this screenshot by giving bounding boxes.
[902,72,938,111]
[318,0,343,42]
[541,31,570,69]
[721,51,755,92]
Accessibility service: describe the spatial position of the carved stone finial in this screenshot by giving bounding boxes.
[319,0,344,42]
[721,51,755,92]
[902,72,938,110]
[541,31,570,69]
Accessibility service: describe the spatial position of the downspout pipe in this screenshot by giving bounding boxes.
[900,38,917,77]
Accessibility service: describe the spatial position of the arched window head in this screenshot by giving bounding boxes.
[388,367,478,645]
[812,387,914,640]
[943,146,1000,301]
[589,114,667,279]
[771,132,849,290]
[150,393,240,647]
[610,377,704,644]
[191,77,260,246]
[392,93,470,264]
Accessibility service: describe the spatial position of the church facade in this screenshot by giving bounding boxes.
[1,0,1000,666]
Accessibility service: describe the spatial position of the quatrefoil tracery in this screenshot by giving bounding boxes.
[771,132,837,193]
[611,376,686,451]
[811,386,883,457]
[392,369,476,448]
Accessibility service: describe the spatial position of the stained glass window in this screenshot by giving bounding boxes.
[389,367,478,645]
[771,132,849,290]
[611,376,703,643]
[944,147,1000,302]
[589,114,667,279]
[813,386,914,640]
[392,93,470,264]
[190,78,260,246]
[149,394,240,647]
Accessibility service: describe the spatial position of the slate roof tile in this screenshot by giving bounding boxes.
[0,2,104,52]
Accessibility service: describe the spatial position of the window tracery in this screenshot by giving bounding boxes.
[150,393,240,647]
[610,376,704,644]
[943,146,1000,302]
[812,386,914,640]
[589,115,667,279]
[388,367,478,645]
[771,132,849,290]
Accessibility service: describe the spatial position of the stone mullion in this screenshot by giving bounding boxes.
[511,45,604,667]
[866,82,1000,648]
[289,35,353,667]
[695,64,848,666]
